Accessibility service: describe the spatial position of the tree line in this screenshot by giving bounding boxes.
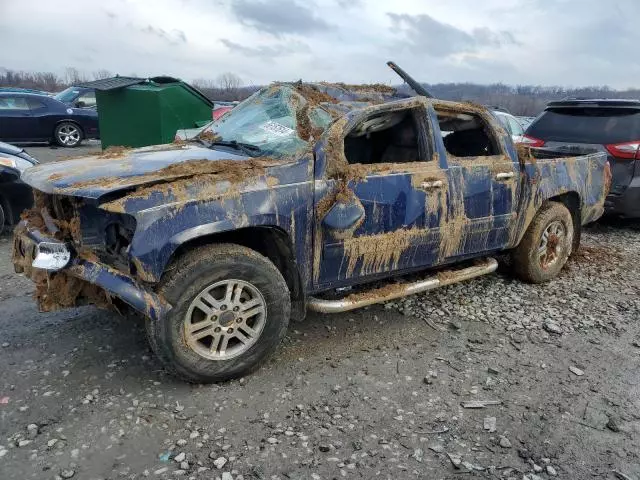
[0,68,252,102]
[415,83,640,116]
[2,67,638,115]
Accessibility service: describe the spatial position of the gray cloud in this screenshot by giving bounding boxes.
[388,13,517,57]
[1,0,637,89]
[220,38,309,57]
[230,0,331,36]
[472,27,519,47]
[140,25,187,44]
[336,0,362,8]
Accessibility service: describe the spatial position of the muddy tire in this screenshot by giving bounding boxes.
[147,243,290,383]
[512,202,574,284]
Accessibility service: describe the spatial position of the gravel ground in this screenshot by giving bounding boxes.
[1,220,639,480]
[387,220,640,335]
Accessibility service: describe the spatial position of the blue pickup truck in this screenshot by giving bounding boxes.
[12,68,610,382]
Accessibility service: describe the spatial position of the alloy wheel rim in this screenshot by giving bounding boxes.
[184,279,267,360]
[538,220,566,270]
[58,125,80,145]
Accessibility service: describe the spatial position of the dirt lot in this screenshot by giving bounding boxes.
[1,215,639,480]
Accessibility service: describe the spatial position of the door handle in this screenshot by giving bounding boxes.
[421,180,443,190]
[495,172,515,180]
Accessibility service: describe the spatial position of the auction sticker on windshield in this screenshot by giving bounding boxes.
[261,121,295,137]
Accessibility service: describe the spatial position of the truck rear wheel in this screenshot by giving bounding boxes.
[512,202,574,283]
[147,243,291,383]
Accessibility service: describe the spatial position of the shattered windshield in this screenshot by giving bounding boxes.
[201,85,333,158]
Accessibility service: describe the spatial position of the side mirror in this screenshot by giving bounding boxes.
[75,101,86,108]
[321,197,365,231]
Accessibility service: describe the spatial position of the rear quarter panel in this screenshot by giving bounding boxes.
[510,150,608,246]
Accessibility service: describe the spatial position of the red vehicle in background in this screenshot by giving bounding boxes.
[213,105,232,120]
[175,102,237,142]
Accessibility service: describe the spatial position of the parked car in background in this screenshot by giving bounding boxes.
[524,99,640,217]
[213,105,233,121]
[517,116,536,129]
[0,141,37,233]
[492,110,525,143]
[0,92,99,147]
[54,86,97,109]
[175,104,235,141]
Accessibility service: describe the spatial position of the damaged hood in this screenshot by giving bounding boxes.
[21,144,249,199]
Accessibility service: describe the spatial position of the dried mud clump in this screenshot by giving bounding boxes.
[343,281,409,303]
[35,272,111,313]
[322,82,397,95]
[342,228,424,277]
[101,158,284,212]
[197,130,221,142]
[516,144,537,164]
[98,146,131,159]
[295,84,339,106]
[67,157,280,194]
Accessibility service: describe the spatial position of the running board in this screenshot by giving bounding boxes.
[307,258,498,314]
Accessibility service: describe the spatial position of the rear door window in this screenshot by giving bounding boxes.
[528,108,640,144]
[0,97,29,110]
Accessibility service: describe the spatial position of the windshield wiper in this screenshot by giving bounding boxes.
[208,140,263,157]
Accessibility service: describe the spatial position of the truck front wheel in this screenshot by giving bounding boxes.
[512,202,574,283]
[147,244,291,383]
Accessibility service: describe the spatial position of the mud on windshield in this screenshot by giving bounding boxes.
[198,85,333,158]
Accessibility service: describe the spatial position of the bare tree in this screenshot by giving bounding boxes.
[192,78,217,90]
[64,67,88,85]
[216,72,242,93]
[92,69,113,80]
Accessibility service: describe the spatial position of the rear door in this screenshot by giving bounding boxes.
[433,103,519,257]
[526,107,640,196]
[0,96,34,141]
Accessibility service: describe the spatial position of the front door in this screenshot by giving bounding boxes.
[313,100,449,289]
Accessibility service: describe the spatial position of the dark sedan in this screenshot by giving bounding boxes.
[0,92,99,147]
[0,141,38,233]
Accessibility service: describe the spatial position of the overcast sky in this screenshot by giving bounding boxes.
[1,0,638,89]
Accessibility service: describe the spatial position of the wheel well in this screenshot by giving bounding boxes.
[169,227,306,321]
[54,120,84,136]
[548,192,581,252]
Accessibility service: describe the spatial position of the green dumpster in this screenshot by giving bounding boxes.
[78,76,213,149]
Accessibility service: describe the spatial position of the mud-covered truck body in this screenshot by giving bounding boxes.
[13,79,610,382]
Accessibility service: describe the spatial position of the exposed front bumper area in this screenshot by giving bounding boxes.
[13,222,171,321]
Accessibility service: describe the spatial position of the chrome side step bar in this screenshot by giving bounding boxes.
[307,257,498,314]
